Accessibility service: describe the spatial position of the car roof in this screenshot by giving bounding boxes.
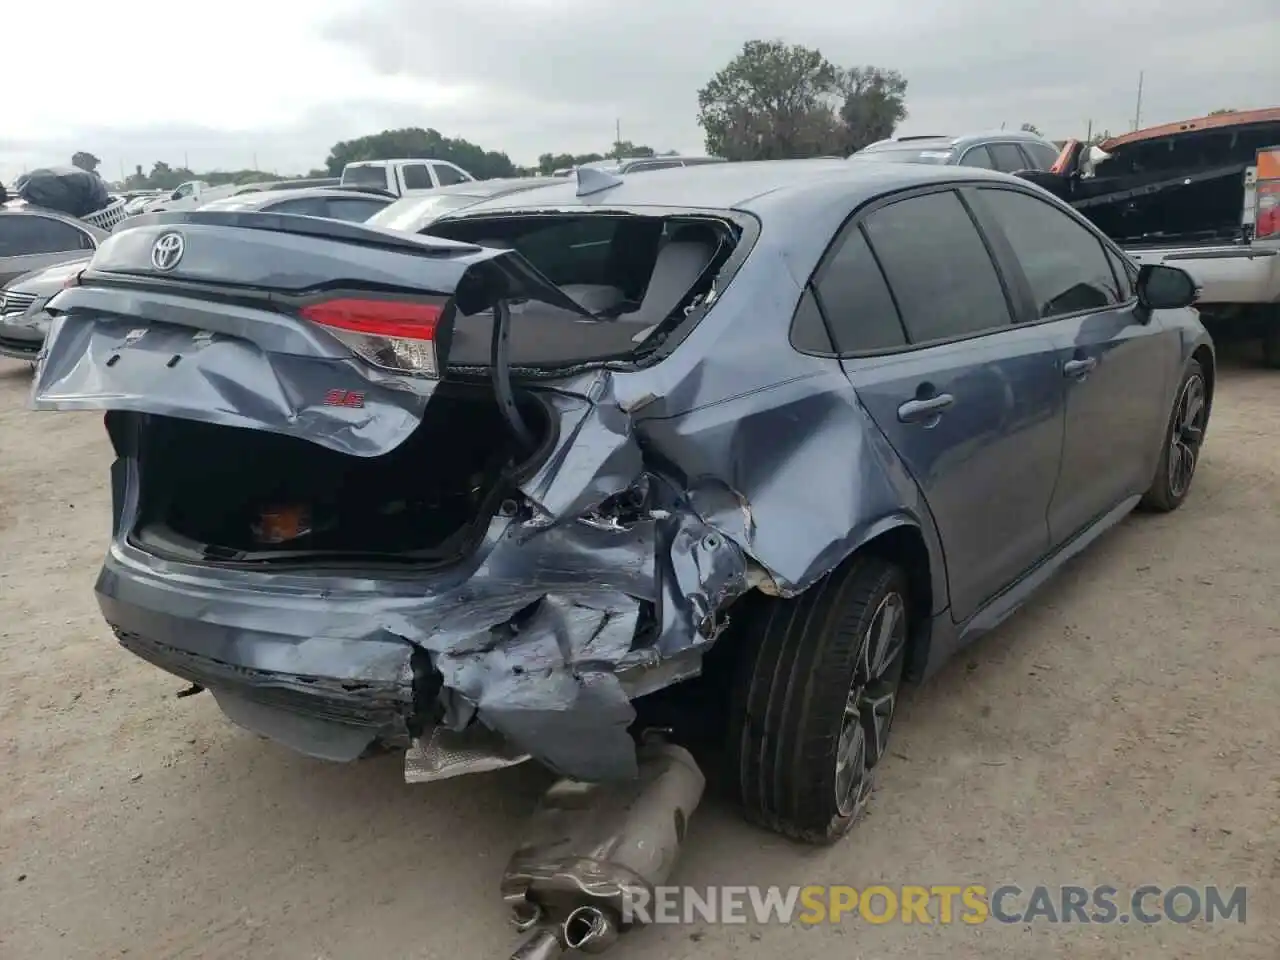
[428,176,564,198]
[451,158,1016,216]
[445,159,1027,278]
[863,129,1055,152]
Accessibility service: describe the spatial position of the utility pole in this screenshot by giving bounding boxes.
[184,151,190,170]
[253,152,258,171]
[1133,71,1144,131]
[1085,118,1093,143]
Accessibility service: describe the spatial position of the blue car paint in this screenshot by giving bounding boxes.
[30,160,1213,781]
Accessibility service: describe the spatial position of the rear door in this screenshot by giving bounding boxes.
[0,213,97,285]
[816,187,1065,624]
[967,185,1176,546]
[400,163,434,192]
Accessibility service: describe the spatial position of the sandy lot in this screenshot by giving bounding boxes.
[0,353,1277,960]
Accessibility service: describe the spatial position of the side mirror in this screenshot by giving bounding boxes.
[1136,263,1198,310]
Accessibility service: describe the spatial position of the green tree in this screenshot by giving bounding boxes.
[838,67,909,153]
[323,127,517,179]
[1208,108,1236,116]
[610,140,655,160]
[71,151,101,173]
[535,152,605,175]
[697,40,908,160]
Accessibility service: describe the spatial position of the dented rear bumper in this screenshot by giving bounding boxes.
[94,372,751,782]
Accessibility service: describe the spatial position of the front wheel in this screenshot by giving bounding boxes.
[1140,359,1209,512]
[727,555,909,843]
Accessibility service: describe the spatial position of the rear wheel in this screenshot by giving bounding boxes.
[1140,359,1209,512]
[727,556,909,843]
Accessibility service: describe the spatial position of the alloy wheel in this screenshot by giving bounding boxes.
[1168,374,1207,500]
[834,591,907,818]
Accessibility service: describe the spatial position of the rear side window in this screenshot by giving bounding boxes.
[402,164,433,190]
[1022,141,1061,170]
[862,191,1012,344]
[810,226,905,352]
[324,197,389,222]
[959,145,995,169]
[342,165,389,188]
[976,188,1122,317]
[267,196,328,217]
[988,143,1030,173]
[0,215,93,256]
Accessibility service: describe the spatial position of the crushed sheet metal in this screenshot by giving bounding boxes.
[404,724,530,782]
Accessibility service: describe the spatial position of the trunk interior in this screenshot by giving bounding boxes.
[131,388,553,565]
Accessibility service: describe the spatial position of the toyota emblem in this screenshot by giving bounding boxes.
[151,232,186,271]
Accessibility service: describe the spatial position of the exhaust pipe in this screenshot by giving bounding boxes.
[508,928,563,960]
[500,736,705,957]
[562,906,619,954]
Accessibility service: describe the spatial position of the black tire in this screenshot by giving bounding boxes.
[727,555,909,844]
[1140,359,1209,512]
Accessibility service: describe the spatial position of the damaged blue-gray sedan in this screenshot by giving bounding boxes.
[31,159,1212,843]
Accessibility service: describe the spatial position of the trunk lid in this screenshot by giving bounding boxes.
[30,210,591,457]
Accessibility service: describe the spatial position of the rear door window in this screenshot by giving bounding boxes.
[976,187,1122,317]
[432,164,469,186]
[401,164,433,190]
[267,196,329,217]
[1022,141,1061,170]
[323,197,390,222]
[809,226,906,352]
[987,143,1030,173]
[862,190,1013,344]
[959,145,995,169]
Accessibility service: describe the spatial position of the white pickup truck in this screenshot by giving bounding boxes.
[339,159,476,197]
[140,180,242,214]
[1026,108,1280,365]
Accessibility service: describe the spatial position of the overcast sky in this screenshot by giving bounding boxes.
[3,0,1276,184]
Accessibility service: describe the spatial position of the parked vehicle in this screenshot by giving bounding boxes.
[339,159,476,196]
[197,186,395,222]
[0,207,105,288]
[852,130,1063,172]
[139,180,243,214]
[1019,108,1280,365]
[564,156,729,177]
[0,258,88,361]
[365,176,564,234]
[31,160,1212,843]
[230,177,342,195]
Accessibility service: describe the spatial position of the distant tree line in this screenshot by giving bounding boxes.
[78,39,921,190]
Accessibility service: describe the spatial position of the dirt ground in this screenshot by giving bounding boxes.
[0,352,1277,960]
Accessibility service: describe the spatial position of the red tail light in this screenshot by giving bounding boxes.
[300,297,445,376]
[1255,183,1279,240]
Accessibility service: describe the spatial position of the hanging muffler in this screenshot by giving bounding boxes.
[500,734,706,958]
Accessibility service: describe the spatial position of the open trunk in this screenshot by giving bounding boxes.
[129,388,553,566]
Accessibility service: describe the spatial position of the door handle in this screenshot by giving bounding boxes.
[1063,357,1098,378]
[897,393,954,423]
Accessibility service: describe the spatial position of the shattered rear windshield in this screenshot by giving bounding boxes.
[425,213,737,368]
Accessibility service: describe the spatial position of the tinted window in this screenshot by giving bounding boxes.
[324,197,390,222]
[790,286,833,353]
[433,164,468,186]
[978,188,1121,317]
[1106,246,1137,298]
[862,191,1012,344]
[959,145,995,169]
[342,165,389,188]
[0,215,93,256]
[402,164,433,190]
[1022,141,1061,170]
[987,143,1030,173]
[812,226,906,352]
[267,196,329,217]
